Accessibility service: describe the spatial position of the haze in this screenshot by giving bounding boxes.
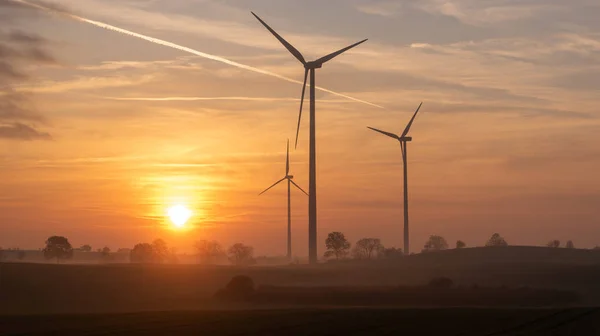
[1,0,599,255]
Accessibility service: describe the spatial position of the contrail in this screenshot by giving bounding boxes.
[11,0,384,109]
[106,96,352,103]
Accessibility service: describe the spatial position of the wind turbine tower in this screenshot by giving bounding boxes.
[252,12,367,264]
[367,102,423,255]
[259,140,308,261]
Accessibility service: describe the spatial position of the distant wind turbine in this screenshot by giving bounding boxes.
[259,140,308,261]
[367,102,423,256]
[252,12,367,264]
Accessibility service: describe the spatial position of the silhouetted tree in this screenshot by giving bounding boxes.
[485,233,508,247]
[565,241,575,249]
[100,247,111,260]
[547,240,560,248]
[195,240,223,264]
[43,236,74,264]
[130,243,155,263]
[227,243,254,266]
[381,247,403,259]
[423,235,448,252]
[79,244,92,252]
[152,239,169,262]
[456,240,466,249]
[215,275,255,301]
[324,232,351,260]
[353,238,383,260]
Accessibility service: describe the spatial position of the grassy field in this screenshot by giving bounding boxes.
[2,308,600,335]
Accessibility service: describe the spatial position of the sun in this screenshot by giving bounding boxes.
[167,204,192,228]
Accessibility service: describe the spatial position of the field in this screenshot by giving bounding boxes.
[2,308,600,335]
[1,247,600,334]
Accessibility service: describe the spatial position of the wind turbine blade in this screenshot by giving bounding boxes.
[258,177,286,195]
[290,180,309,196]
[251,12,306,65]
[401,102,423,138]
[286,139,290,175]
[314,39,368,65]
[295,68,309,149]
[367,126,399,140]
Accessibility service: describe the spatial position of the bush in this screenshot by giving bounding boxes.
[215,275,256,301]
[428,277,454,289]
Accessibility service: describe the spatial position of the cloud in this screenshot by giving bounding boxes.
[416,0,562,26]
[0,122,51,140]
[0,16,56,141]
[356,1,403,17]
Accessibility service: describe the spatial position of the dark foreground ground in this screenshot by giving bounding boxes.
[2,308,600,336]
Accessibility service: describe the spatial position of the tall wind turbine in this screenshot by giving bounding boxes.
[367,102,423,256]
[252,12,367,264]
[259,140,308,261]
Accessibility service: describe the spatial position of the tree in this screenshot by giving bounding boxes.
[353,238,383,260]
[195,240,223,264]
[323,232,351,260]
[547,240,560,248]
[151,239,169,263]
[79,244,92,252]
[130,243,155,263]
[227,243,254,265]
[485,233,508,247]
[100,247,111,260]
[43,236,74,264]
[380,247,403,259]
[456,240,466,249]
[423,235,449,252]
[565,241,575,249]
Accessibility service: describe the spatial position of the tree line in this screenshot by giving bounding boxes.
[8,234,598,264]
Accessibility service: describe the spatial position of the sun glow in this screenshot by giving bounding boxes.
[167,204,192,228]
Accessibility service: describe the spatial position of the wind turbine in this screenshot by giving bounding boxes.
[259,140,308,261]
[367,102,423,256]
[252,12,367,264]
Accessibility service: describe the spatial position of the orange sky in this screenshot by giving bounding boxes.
[1,0,599,255]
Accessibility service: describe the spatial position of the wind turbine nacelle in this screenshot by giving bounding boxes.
[401,136,413,142]
[287,175,294,179]
[305,61,323,69]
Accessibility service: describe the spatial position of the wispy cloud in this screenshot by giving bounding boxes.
[0,122,51,140]
[356,1,403,17]
[13,0,383,109]
[417,0,562,26]
[18,74,155,93]
[0,23,55,140]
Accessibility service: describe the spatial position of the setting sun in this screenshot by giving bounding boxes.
[167,205,192,228]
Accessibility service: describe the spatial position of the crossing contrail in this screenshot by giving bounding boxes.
[10,0,384,109]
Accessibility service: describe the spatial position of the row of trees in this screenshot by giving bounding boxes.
[320,232,513,259]
[322,232,403,260]
[30,235,598,265]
